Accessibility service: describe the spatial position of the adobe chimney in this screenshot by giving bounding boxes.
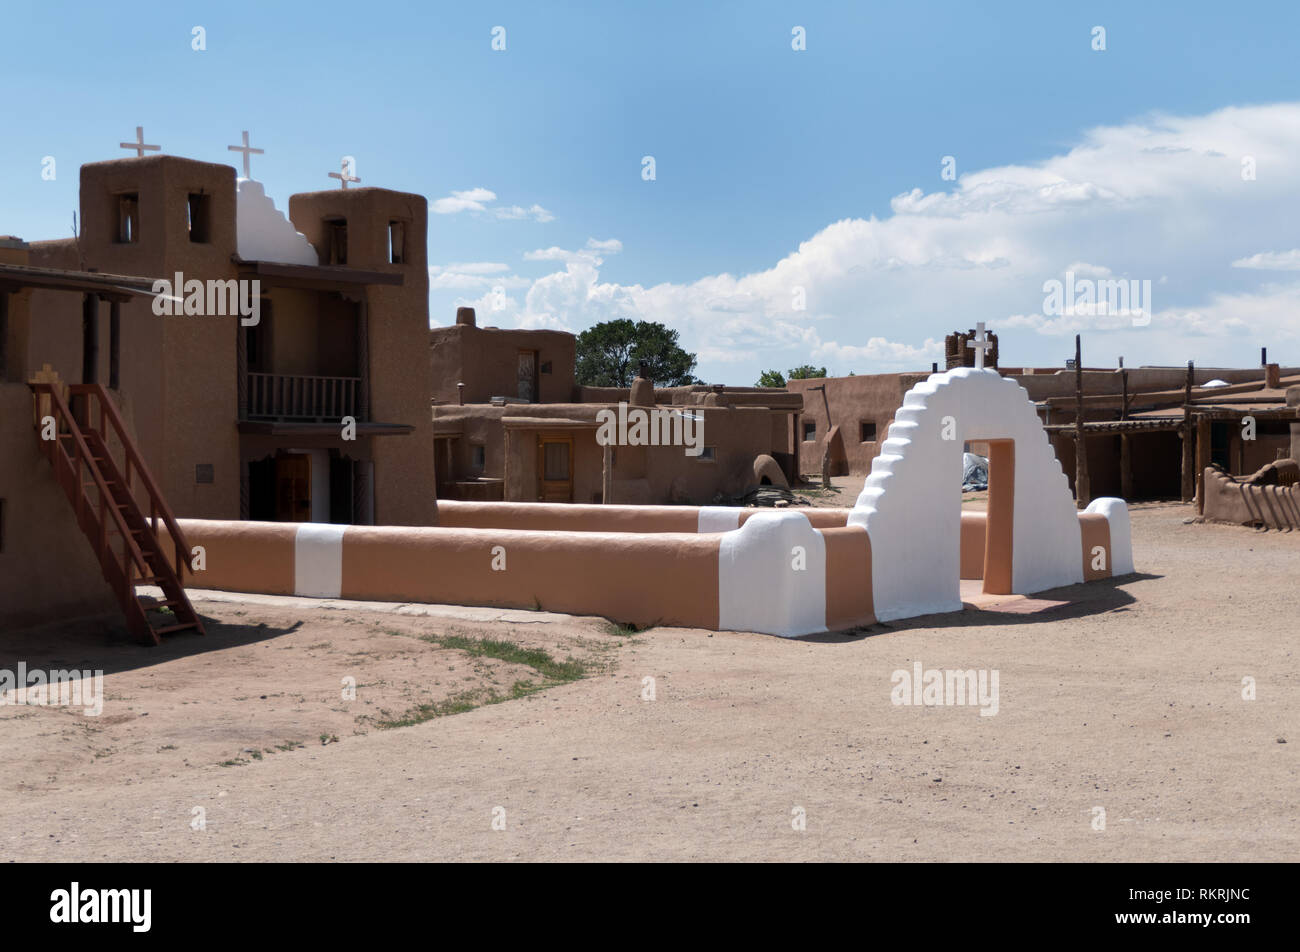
[456,306,477,327]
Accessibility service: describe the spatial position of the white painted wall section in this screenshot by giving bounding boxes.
[1085,497,1135,575]
[236,179,320,266]
[294,523,347,598]
[717,511,826,637]
[698,506,742,533]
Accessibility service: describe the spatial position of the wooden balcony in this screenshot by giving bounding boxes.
[244,372,362,422]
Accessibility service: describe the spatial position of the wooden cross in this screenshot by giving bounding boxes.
[967,321,992,370]
[227,130,264,178]
[328,157,361,189]
[119,126,160,158]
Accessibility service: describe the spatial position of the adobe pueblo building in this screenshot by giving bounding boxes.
[788,328,1300,511]
[431,307,803,506]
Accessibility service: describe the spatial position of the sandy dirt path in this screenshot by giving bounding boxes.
[1,503,1295,861]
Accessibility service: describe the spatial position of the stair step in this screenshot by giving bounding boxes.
[152,622,200,635]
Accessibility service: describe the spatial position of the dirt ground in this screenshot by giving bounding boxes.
[1,500,1295,862]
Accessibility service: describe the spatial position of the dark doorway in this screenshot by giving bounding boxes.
[330,453,355,523]
[248,457,277,521]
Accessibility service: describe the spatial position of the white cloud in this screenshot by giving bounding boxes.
[436,103,1300,380]
[430,188,554,222]
[430,188,496,215]
[1231,249,1300,270]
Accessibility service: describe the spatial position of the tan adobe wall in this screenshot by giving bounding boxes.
[0,383,119,631]
[430,323,576,405]
[788,374,928,475]
[164,504,1115,636]
[1201,464,1300,529]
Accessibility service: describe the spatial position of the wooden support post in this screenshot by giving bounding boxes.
[1120,368,1129,421]
[81,293,98,385]
[1120,433,1133,501]
[108,300,121,390]
[1196,414,1211,514]
[1074,334,1090,508]
[602,442,613,504]
[1181,361,1195,502]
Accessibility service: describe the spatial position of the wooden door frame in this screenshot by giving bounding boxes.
[536,433,574,502]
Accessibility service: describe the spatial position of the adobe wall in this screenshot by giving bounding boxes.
[1201,466,1300,529]
[430,323,576,405]
[0,383,119,632]
[166,498,1120,637]
[787,374,928,475]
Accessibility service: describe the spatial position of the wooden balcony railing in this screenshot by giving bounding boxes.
[245,372,361,422]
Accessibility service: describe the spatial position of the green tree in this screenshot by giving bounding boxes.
[787,364,827,380]
[756,369,786,388]
[575,319,697,387]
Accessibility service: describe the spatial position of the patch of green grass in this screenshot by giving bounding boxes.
[427,634,587,682]
[376,690,484,728]
[372,635,592,730]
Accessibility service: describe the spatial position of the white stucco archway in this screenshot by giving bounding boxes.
[848,367,1084,621]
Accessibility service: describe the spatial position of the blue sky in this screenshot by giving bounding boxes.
[4,0,1300,383]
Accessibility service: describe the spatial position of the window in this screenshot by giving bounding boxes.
[471,444,486,470]
[860,421,877,442]
[697,446,717,461]
[326,218,348,265]
[540,361,552,375]
[802,421,817,441]
[116,193,139,243]
[388,221,405,264]
[187,192,211,243]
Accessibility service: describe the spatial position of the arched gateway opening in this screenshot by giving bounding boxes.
[848,368,1084,622]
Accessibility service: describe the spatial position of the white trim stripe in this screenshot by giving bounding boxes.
[294,524,347,597]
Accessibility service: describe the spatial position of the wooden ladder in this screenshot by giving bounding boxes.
[29,380,205,645]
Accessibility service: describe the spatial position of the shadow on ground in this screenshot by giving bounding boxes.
[0,611,301,678]
[799,572,1161,643]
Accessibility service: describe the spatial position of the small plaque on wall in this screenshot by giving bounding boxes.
[195,463,214,484]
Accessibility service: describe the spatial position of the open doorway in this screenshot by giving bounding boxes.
[960,439,1015,598]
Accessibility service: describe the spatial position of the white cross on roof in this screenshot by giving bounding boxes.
[119,126,160,158]
[227,130,265,178]
[328,157,361,190]
[967,321,993,370]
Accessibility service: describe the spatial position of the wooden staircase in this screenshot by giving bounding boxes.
[29,379,205,645]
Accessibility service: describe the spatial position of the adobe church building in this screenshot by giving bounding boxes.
[1,147,437,634]
[431,307,804,505]
[9,152,435,527]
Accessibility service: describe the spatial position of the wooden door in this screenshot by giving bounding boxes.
[517,350,538,402]
[537,436,573,502]
[276,453,312,522]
